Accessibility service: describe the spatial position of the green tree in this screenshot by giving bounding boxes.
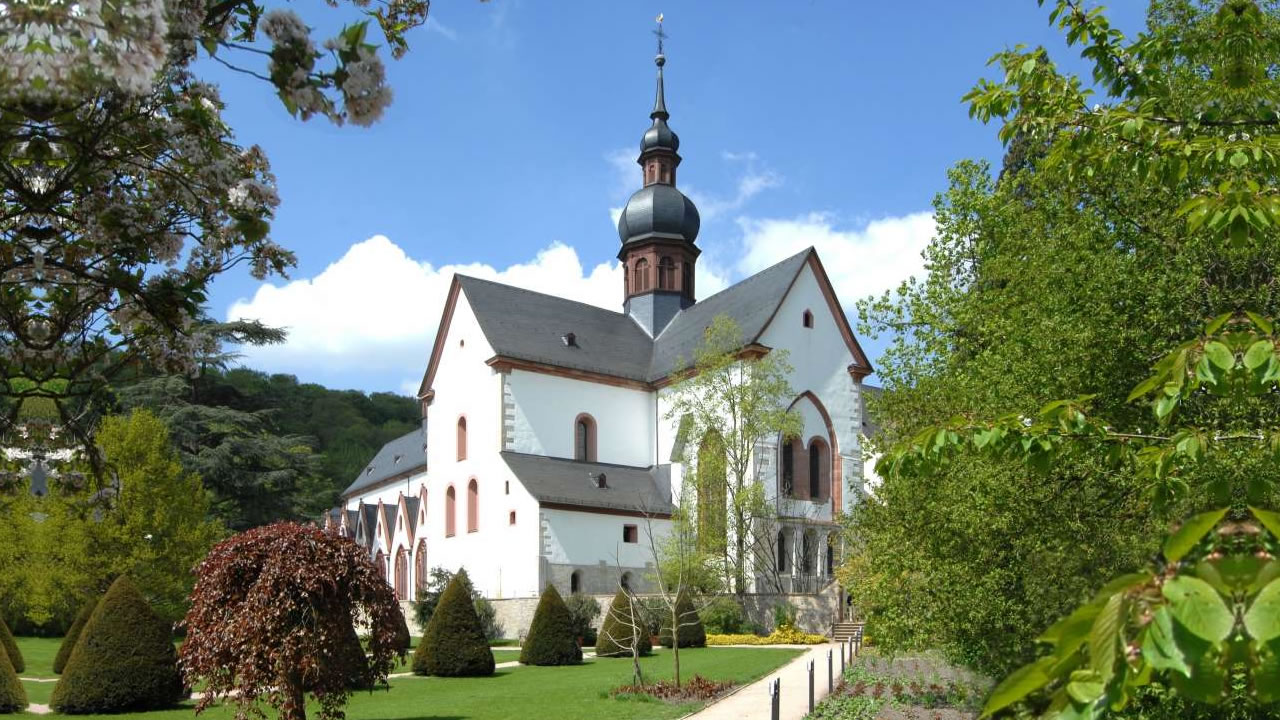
[412,570,495,677]
[866,1,1280,717]
[77,410,225,623]
[519,584,581,666]
[664,315,803,594]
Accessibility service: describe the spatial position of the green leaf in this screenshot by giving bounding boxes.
[1090,573,1153,604]
[1203,341,1235,371]
[1090,593,1125,684]
[1244,578,1280,644]
[1021,57,1037,75]
[1066,669,1106,704]
[1163,576,1234,643]
[1251,506,1280,537]
[1141,606,1191,677]
[1244,340,1273,370]
[979,656,1053,718]
[1163,508,1228,563]
[1039,601,1102,649]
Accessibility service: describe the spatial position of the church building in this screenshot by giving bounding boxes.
[325,38,875,621]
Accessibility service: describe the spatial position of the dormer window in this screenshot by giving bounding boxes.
[594,473,608,489]
[802,310,814,328]
[562,332,577,347]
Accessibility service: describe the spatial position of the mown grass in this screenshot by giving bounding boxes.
[15,636,798,719]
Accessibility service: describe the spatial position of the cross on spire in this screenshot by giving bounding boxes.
[653,13,666,56]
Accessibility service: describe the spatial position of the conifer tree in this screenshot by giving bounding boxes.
[412,570,494,677]
[519,584,581,666]
[54,598,98,675]
[658,591,705,649]
[51,576,185,713]
[595,589,652,658]
[0,646,26,714]
[0,619,21,674]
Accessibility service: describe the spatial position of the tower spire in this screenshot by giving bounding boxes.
[652,14,668,120]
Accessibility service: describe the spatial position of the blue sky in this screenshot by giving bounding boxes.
[210,1,1144,395]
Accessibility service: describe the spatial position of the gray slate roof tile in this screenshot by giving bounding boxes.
[342,428,427,497]
[500,452,672,515]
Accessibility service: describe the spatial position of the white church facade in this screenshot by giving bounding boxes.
[324,44,877,624]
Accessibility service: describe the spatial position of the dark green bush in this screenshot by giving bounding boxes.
[51,576,185,713]
[594,590,652,658]
[564,593,601,645]
[411,570,494,677]
[332,622,373,690]
[0,645,26,714]
[520,584,581,666]
[699,596,746,635]
[0,619,22,674]
[658,592,706,648]
[54,599,99,675]
[413,566,502,640]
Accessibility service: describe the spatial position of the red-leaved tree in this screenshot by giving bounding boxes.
[180,523,404,720]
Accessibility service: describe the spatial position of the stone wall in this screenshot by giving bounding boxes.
[489,594,618,641]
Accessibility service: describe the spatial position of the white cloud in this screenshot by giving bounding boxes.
[226,236,620,388]
[736,211,935,303]
[423,17,458,41]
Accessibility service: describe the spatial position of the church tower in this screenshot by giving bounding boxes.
[616,21,700,336]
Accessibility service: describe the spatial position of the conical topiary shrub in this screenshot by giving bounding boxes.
[0,618,22,674]
[0,643,26,714]
[394,609,412,651]
[54,598,99,675]
[325,621,373,691]
[519,584,581,666]
[412,569,494,677]
[659,591,706,648]
[51,576,185,713]
[594,589,652,658]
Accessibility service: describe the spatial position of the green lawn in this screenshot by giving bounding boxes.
[14,636,799,719]
[13,636,60,679]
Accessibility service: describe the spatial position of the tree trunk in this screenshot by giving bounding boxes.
[672,604,682,689]
[280,672,306,720]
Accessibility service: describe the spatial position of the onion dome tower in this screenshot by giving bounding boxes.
[617,18,700,336]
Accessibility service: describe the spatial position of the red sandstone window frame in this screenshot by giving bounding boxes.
[445,485,456,537]
[467,478,479,533]
[456,416,467,461]
[634,258,650,293]
[574,413,597,462]
[658,256,675,290]
[622,524,638,543]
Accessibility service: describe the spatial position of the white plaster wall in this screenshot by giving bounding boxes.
[504,370,656,467]
[541,507,667,572]
[756,263,864,516]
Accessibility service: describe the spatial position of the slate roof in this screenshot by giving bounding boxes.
[344,509,358,537]
[359,504,378,544]
[500,452,673,515]
[379,504,395,543]
[861,384,883,438]
[342,428,427,497]
[453,248,815,384]
[403,496,420,537]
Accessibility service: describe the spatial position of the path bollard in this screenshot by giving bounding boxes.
[807,658,815,714]
[827,649,833,693]
[769,677,780,720]
[853,627,863,657]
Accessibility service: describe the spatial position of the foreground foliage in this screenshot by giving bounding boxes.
[596,590,653,659]
[181,523,403,720]
[866,1,1280,717]
[51,576,184,714]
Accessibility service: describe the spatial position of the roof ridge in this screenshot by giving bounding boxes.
[456,274,629,319]
[499,450,654,472]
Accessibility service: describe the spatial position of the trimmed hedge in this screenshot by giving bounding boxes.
[658,592,706,648]
[54,598,99,675]
[0,619,22,674]
[412,570,494,677]
[0,644,25,714]
[594,589,652,658]
[519,584,581,666]
[51,576,186,714]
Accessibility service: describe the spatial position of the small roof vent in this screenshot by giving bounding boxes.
[594,473,608,489]
[562,332,578,347]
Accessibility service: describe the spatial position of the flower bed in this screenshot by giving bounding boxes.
[706,625,826,645]
[806,651,989,719]
[611,674,735,703]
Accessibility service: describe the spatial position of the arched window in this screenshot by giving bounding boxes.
[467,479,479,533]
[456,417,467,461]
[658,257,675,290]
[801,531,815,575]
[414,540,428,594]
[570,570,582,594]
[802,309,814,328]
[826,535,836,576]
[623,264,630,295]
[375,551,387,579]
[776,531,788,573]
[574,414,597,462]
[808,438,827,500]
[634,258,650,292]
[394,548,409,599]
[696,431,727,550]
[781,440,795,495]
[682,262,693,298]
[445,486,456,537]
